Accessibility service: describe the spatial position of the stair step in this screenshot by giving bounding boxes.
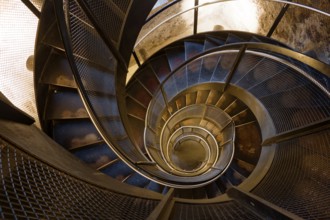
[225,33,244,44]
[230,161,251,178]
[126,80,153,108]
[68,139,105,150]
[52,119,102,150]
[220,175,234,189]
[175,95,186,110]
[215,177,228,193]
[196,90,210,104]
[184,41,204,60]
[149,54,172,83]
[210,53,236,82]
[72,142,117,169]
[42,20,64,51]
[46,89,87,120]
[204,36,225,50]
[199,54,221,83]
[224,167,245,185]
[166,45,186,71]
[163,75,178,101]
[135,64,160,94]
[146,181,164,193]
[185,91,197,106]
[41,51,76,88]
[215,93,236,110]
[187,59,202,87]
[41,51,116,95]
[101,160,134,181]
[232,109,256,126]
[127,115,146,151]
[124,172,150,188]
[205,182,222,198]
[205,89,222,105]
[224,100,247,117]
[173,65,188,94]
[126,96,147,121]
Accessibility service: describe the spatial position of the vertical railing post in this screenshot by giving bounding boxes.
[193,0,199,35]
[132,50,142,67]
[267,3,290,37]
[21,0,41,18]
[223,45,246,92]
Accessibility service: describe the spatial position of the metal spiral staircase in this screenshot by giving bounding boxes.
[1,0,329,219]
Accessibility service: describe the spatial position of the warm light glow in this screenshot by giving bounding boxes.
[0,0,39,125]
[184,0,260,32]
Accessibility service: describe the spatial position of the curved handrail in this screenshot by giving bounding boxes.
[142,40,329,188]
[135,0,330,57]
[146,0,182,23]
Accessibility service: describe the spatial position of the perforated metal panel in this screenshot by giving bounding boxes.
[171,201,261,220]
[253,130,330,219]
[0,0,40,126]
[83,0,132,43]
[234,52,330,133]
[66,0,145,162]
[0,138,158,219]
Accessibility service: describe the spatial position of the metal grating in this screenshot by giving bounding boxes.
[171,201,261,220]
[83,0,132,43]
[234,53,330,133]
[0,138,158,219]
[253,130,330,219]
[67,0,144,161]
[112,0,132,13]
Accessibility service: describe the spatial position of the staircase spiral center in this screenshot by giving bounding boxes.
[171,137,207,172]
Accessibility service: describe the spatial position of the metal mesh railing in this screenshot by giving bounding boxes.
[171,201,261,220]
[253,130,330,219]
[233,51,330,133]
[66,0,146,162]
[0,138,158,219]
[82,0,132,44]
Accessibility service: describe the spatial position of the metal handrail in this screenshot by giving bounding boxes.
[21,0,41,18]
[146,0,182,23]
